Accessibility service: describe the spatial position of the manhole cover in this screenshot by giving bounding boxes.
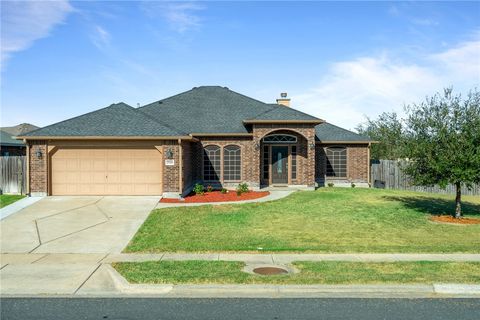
[252,266,288,275]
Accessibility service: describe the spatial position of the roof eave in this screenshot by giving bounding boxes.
[189,133,253,137]
[243,119,324,124]
[17,135,195,141]
[315,140,375,144]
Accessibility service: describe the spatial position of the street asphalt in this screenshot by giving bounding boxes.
[1,298,480,320]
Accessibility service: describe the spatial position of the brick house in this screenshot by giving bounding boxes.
[18,86,372,197]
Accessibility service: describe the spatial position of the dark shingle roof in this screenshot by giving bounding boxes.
[246,104,321,121]
[20,86,371,143]
[315,122,370,142]
[140,86,321,134]
[23,103,184,137]
[1,130,25,146]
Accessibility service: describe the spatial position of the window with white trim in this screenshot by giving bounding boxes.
[203,145,221,181]
[262,134,297,144]
[223,145,241,181]
[326,147,347,178]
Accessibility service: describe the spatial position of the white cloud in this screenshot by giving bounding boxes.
[141,1,205,33]
[293,37,480,131]
[1,0,73,69]
[90,25,111,51]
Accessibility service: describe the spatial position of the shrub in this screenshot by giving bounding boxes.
[221,188,228,194]
[236,189,242,196]
[351,183,356,188]
[237,182,249,194]
[206,185,213,192]
[327,182,334,188]
[193,183,204,195]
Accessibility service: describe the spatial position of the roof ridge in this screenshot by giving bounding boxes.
[22,103,129,137]
[139,87,199,109]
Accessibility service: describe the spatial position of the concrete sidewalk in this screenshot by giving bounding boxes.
[1,262,479,298]
[2,252,480,297]
[3,252,480,266]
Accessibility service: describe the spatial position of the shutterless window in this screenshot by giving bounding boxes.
[326,147,347,178]
[223,145,241,181]
[203,145,221,181]
[291,146,297,180]
[263,145,269,180]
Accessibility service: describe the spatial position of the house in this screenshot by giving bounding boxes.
[1,124,39,156]
[17,86,372,197]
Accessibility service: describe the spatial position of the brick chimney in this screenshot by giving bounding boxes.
[276,92,290,107]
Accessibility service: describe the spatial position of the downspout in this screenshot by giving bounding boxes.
[367,143,371,186]
[25,139,30,195]
[178,139,183,195]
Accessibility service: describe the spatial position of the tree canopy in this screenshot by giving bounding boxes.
[357,88,480,217]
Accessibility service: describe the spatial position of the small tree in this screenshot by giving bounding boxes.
[402,88,480,218]
[356,112,405,160]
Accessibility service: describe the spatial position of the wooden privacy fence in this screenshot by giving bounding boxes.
[371,159,480,196]
[0,156,27,195]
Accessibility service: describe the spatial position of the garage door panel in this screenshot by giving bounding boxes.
[51,147,162,195]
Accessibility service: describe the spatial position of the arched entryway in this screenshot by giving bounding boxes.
[260,130,308,187]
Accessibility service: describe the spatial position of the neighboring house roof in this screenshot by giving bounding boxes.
[1,130,25,146]
[140,86,322,134]
[1,123,39,136]
[315,122,370,143]
[22,103,186,138]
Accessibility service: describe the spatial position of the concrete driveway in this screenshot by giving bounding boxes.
[0,196,160,254]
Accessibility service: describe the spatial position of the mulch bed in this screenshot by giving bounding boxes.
[429,215,480,225]
[160,190,270,203]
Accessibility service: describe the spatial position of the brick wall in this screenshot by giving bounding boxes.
[315,144,369,184]
[28,141,48,195]
[253,124,316,187]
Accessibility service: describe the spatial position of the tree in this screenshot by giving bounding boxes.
[402,88,480,218]
[356,112,405,160]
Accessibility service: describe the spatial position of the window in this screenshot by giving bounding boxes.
[263,145,269,180]
[223,145,241,181]
[203,145,221,181]
[326,147,347,178]
[262,134,297,144]
[291,146,297,180]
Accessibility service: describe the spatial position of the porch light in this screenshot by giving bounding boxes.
[35,150,43,159]
[309,142,316,150]
[165,148,174,159]
[254,142,260,151]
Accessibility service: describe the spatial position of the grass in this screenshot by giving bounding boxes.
[125,188,480,253]
[0,194,25,208]
[113,260,480,285]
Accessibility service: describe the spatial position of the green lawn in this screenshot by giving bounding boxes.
[113,260,480,285]
[0,194,25,208]
[125,188,480,253]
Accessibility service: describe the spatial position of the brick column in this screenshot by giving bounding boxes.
[29,140,48,196]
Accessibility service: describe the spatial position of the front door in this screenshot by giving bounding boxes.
[271,146,288,184]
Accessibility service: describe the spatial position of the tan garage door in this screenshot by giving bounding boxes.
[51,147,163,195]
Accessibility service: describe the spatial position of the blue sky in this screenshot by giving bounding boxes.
[1,1,479,130]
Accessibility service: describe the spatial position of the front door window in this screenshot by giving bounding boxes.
[271,146,288,184]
